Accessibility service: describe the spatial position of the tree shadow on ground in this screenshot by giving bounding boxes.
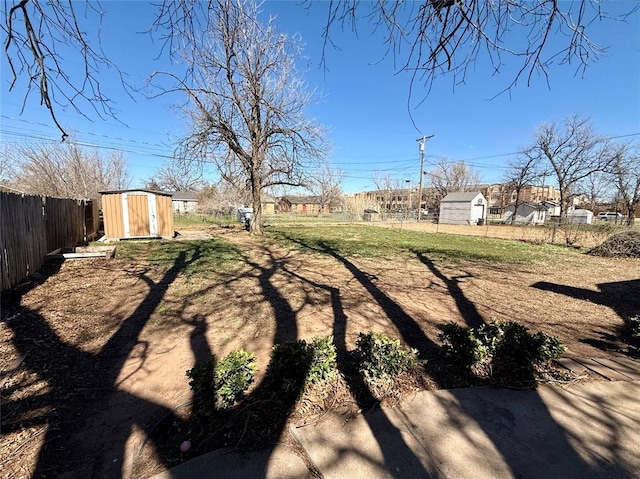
[274,234,634,478]
[2,248,208,478]
[415,252,485,329]
[532,279,640,356]
[280,261,429,475]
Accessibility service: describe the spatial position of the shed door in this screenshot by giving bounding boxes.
[127,194,150,236]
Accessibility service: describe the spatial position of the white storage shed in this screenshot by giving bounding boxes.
[439,192,487,225]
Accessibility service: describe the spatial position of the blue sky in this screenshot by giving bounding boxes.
[1,1,639,193]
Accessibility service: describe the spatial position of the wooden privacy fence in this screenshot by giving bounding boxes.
[1,192,94,291]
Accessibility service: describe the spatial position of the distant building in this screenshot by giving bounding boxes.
[439,192,487,225]
[276,195,322,214]
[169,191,199,214]
[503,202,548,225]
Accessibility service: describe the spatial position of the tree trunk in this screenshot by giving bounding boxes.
[250,172,263,235]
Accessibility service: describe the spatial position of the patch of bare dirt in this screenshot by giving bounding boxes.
[1,229,638,478]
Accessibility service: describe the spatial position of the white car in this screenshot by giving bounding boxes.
[597,212,623,221]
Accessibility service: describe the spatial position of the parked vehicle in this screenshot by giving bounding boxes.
[597,212,623,221]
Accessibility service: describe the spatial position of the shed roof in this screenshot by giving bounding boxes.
[441,192,484,202]
[169,191,199,201]
[99,189,173,197]
[505,202,547,210]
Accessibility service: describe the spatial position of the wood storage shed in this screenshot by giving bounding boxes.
[100,190,174,239]
[439,192,487,225]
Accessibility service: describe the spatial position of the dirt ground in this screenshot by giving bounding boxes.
[1,226,639,478]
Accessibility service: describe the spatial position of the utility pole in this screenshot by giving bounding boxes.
[416,134,434,221]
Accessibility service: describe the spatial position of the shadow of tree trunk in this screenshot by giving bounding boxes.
[3,251,200,478]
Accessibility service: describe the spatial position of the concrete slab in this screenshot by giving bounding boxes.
[572,358,631,381]
[152,380,640,479]
[149,443,311,479]
[603,356,640,381]
[555,357,590,375]
[173,230,214,241]
[293,381,640,479]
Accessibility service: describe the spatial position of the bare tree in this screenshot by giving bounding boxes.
[426,158,481,197]
[4,1,636,138]
[611,143,640,226]
[372,173,396,212]
[584,170,615,213]
[524,116,613,221]
[144,159,205,192]
[196,180,240,216]
[151,0,326,234]
[502,154,542,224]
[306,162,345,215]
[0,144,19,185]
[13,141,131,198]
[320,1,634,100]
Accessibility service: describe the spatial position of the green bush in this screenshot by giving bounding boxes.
[215,350,258,409]
[356,331,420,379]
[437,320,566,381]
[308,336,338,384]
[269,337,338,394]
[186,349,257,410]
[623,315,640,342]
[269,340,314,396]
[438,323,488,370]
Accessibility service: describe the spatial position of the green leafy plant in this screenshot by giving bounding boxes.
[623,315,640,343]
[214,350,258,409]
[268,337,338,395]
[356,331,420,379]
[186,349,257,410]
[437,320,566,382]
[438,322,488,370]
[307,336,338,384]
[268,340,313,397]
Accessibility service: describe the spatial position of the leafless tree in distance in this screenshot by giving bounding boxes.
[502,154,542,224]
[523,116,613,221]
[144,159,205,192]
[426,157,481,197]
[4,1,637,138]
[12,141,131,199]
[372,173,396,213]
[610,142,640,226]
[584,170,615,214]
[151,0,327,234]
[306,162,345,215]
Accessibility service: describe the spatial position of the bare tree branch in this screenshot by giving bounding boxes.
[2,0,130,140]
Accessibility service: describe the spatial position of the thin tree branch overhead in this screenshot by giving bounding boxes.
[2,0,127,140]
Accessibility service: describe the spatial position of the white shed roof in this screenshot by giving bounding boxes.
[441,192,484,202]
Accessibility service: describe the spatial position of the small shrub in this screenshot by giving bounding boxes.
[214,350,257,409]
[186,349,257,410]
[186,358,215,398]
[269,340,313,396]
[268,337,338,394]
[356,331,420,379]
[437,320,566,383]
[531,331,568,362]
[307,336,338,384]
[438,322,487,370]
[623,315,640,343]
